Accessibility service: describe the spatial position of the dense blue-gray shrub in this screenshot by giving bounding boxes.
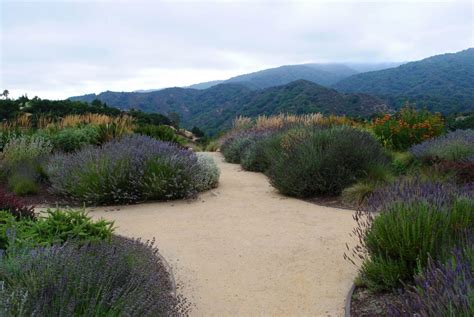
[267,126,389,197]
[47,134,201,205]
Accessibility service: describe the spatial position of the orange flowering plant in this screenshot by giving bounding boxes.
[371,104,445,150]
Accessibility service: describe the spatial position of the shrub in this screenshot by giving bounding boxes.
[267,126,389,197]
[365,178,472,213]
[391,241,474,316]
[410,129,474,163]
[135,124,184,145]
[1,135,52,185]
[435,161,474,184]
[0,189,36,220]
[29,209,114,246]
[47,134,201,205]
[349,179,474,291]
[0,209,114,250]
[1,135,52,166]
[194,153,220,191]
[371,105,445,150]
[7,173,39,196]
[0,237,183,316]
[221,134,255,163]
[48,126,100,152]
[391,152,416,175]
[240,134,282,172]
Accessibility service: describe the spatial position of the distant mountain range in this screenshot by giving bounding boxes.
[70,80,387,135]
[333,48,474,113]
[187,62,402,90]
[70,48,473,134]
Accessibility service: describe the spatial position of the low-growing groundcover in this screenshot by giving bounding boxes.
[47,134,219,205]
[346,179,474,316]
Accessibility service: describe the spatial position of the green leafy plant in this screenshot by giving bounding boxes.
[0,209,114,250]
[48,126,100,152]
[7,173,39,196]
[371,106,445,150]
[134,124,185,145]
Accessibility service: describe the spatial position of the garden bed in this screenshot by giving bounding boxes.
[349,286,402,316]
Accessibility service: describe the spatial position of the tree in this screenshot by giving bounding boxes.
[168,112,180,128]
[191,126,205,138]
[2,90,9,99]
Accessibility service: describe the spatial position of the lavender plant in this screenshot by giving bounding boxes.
[47,134,202,205]
[390,239,474,316]
[0,237,186,316]
[347,178,474,291]
[410,129,474,162]
[365,178,473,213]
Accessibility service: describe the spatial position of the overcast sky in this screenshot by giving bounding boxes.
[1,0,473,99]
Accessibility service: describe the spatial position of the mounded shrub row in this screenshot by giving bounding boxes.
[47,134,219,205]
[222,125,389,197]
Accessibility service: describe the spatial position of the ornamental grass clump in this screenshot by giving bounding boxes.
[0,237,184,316]
[47,134,203,205]
[348,178,474,292]
[267,126,389,197]
[410,129,474,162]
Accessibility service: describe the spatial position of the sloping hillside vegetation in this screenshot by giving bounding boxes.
[333,48,474,113]
[71,80,387,135]
[223,63,358,89]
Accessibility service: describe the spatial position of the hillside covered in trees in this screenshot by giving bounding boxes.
[333,48,474,113]
[70,80,387,135]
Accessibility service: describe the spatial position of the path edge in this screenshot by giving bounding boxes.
[345,283,356,317]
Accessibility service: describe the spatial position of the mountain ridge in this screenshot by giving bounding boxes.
[70,80,387,134]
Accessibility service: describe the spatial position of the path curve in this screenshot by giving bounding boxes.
[91,153,357,316]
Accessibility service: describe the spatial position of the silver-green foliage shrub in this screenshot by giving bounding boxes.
[194,153,220,191]
[2,136,52,166]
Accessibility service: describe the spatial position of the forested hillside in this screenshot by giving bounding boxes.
[71,80,387,135]
[333,48,474,113]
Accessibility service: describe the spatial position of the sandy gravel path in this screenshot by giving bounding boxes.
[90,152,357,316]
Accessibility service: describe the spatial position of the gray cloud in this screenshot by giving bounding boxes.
[1,0,473,99]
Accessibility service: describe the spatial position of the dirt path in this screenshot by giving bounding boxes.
[90,153,357,316]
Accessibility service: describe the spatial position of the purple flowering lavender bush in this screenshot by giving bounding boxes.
[0,236,186,316]
[390,238,473,316]
[47,134,214,205]
[410,129,474,162]
[347,178,474,291]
